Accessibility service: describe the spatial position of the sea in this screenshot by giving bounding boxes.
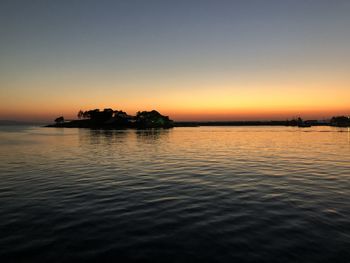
[0,125,349,262]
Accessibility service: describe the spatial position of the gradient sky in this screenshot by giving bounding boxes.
[0,0,349,121]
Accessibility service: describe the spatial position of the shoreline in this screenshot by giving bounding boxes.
[45,121,348,128]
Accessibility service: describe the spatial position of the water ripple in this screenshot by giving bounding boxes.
[0,126,350,262]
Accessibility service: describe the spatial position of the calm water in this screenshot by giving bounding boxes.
[0,126,350,262]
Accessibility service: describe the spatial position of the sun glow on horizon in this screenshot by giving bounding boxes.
[1,1,350,122]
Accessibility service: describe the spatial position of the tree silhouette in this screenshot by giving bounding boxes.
[53,108,174,128]
[77,110,84,119]
[330,116,350,127]
[136,110,173,128]
[55,116,64,124]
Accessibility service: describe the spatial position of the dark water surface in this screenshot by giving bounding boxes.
[0,126,350,262]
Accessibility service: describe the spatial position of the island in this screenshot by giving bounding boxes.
[47,110,350,129]
[175,116,350,127]
[330,116,350,127]
[47,109,174,129]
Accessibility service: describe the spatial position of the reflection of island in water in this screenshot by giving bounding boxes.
[47,109,174,129]
[77,129,169,148]
[79,128,129,146]
[136,128,170,142]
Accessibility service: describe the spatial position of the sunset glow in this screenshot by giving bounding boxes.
[1,0,349,122]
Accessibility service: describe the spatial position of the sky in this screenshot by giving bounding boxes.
[0,0,349,121]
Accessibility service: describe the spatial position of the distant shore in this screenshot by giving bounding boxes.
[45,120,349,129]
[49,108,350,129]
[46,120,348,128]
[173,120,346,127]
[173,121,327,127]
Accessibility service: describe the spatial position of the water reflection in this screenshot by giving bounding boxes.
[78,129,129,146]
[77,128,171,146]
[1,126,350,262]
[136,128,170,143]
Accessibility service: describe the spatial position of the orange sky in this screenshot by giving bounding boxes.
[1,82,349,122]
[1,1,350,122]
[1,70,349,121]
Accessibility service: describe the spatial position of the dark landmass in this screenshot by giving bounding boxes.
[175,116,350,127]
[175,121,294,127]
[330,116,350,127]
[46,109,174,129]
[46,110,350,129]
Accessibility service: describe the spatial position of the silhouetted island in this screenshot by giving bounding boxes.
[330,116,350,127]
[175,116,350,127]
[47,111,350,129]
[47,109,174,129]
